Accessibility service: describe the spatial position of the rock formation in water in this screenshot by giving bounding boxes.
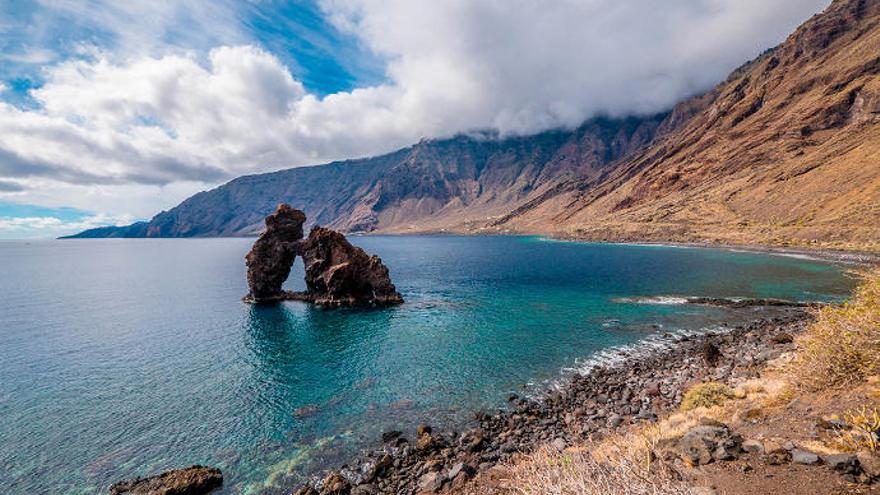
[244,205,403,307]
[300,226,404,307]
[244,204,306,303]
[108,465,222,495]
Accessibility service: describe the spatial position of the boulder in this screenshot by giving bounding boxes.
[742,439,765,455]
[244,205,306,302]
[459,429,486,453]
[417,471,444,493]
[791,449,821,465]
[300,227,403,307]
[771,332,794,344]
[676,423,742,466]
[552,437,568,452]
[350,485,377,495]
[822,453,860,475]
[108,465,222,495]
[857,450,880,481]
[762,442,792,466]
[320,472,351,495]
[700,342,721,366]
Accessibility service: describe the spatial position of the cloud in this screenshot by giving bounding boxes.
[0,180,24,192]
[0,0,830,222]
[0,210,137,239]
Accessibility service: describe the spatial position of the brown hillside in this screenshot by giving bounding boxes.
[494,0,880,251]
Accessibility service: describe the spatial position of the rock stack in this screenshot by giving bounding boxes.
[244,204,403,307]
[244,204,306,303]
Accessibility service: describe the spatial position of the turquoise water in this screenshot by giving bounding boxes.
[0,236,855,494]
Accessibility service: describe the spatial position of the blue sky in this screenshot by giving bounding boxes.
[0,0,384,104]
[0,0,830,239]
[0,0,386,238]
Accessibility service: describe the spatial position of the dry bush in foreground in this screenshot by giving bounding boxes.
[790,268,880,390]
[465,444,698,495]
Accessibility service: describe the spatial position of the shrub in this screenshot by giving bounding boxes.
[680,382,735,412]
[790,269,880,390]
[837,407,880,452]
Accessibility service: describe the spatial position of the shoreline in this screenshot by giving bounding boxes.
[54,232,880,267]
[541,236,880,267]
[291,306,816,494]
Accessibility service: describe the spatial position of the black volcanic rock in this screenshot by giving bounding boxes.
[108,465,222,495]
[243,205,402,307]
[300,226,403,307]
[244,204,306,303]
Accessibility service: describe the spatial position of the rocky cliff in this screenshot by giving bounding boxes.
[68,0,880,252]
[66,116,666,238]
[494,0,880,251]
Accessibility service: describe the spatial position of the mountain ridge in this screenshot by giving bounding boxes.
[68,0,880,252]
[66,114,669,237]
[486,0,880,252]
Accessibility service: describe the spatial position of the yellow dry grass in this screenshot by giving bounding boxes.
[679,382,735,412]
[789,268,880,390]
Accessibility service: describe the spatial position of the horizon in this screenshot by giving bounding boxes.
[0,0,830,239]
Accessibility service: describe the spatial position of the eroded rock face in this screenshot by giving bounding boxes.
[244,205,306,302]
[109,465,222,495]
[244,205,402,307]
[300,226,403,307]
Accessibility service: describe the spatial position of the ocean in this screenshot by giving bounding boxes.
[0,236,855,493]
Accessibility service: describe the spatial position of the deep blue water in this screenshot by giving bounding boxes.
[0,236,855,494]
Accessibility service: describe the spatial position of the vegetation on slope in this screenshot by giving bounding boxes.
[791,268,880,389]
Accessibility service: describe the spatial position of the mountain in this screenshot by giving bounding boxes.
[68,0,880,252]
[65,115,668,237]
[492,0,880,251]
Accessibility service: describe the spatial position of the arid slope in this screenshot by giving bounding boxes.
[493,0,880,251]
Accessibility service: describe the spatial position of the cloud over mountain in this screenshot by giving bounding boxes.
[0,0,829,222]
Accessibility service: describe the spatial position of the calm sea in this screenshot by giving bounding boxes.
[0,236,855,494]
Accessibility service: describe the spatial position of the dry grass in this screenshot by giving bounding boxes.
[789,269,880,390]
[680,382,735,412]
[837,407,880,452]
[464,444,699,495]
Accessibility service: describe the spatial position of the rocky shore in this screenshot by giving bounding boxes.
[292,307,814,495]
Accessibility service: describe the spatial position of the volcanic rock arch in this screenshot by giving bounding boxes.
[244,204,403,307]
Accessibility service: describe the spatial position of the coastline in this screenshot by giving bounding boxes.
[541,235,880,267]
[291,306,817,495]
[364,230,880,267]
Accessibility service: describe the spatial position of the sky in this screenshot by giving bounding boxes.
[0,0,830,239]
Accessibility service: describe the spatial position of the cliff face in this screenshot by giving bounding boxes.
[69,0,880,251]
[66,116,666,238]
[495,0,880,251]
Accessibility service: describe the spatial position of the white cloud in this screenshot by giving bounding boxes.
[0,212,136,239]
[0,0,830,222]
